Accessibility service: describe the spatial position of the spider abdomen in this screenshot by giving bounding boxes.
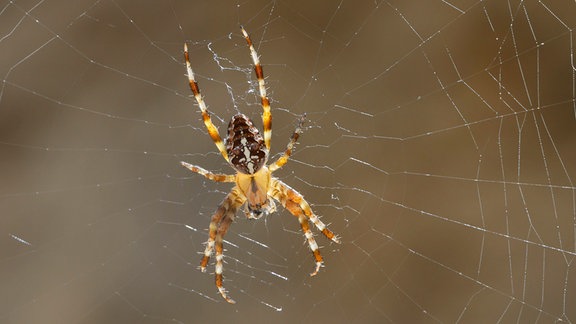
[226,113,268,174]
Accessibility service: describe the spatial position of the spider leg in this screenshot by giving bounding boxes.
[199,187,245,304]
[240,26,271,151]
[270,178,340,276]
[269,114,306,172]
[184,43,229,162]
[181,161,235,182]
[214,211,236,303]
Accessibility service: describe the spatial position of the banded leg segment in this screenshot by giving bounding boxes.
[270,178,340,276]
[269,114,306,172]
[199,187,245,303]
[184,43,229,162]
[214,212,236,303]
[180,161,235,182]
[240,27,272,150]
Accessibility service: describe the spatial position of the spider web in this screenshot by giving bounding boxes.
[1,0,575,322]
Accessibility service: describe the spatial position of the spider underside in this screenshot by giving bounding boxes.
[181,27,341,304]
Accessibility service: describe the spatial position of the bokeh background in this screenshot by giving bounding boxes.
[1,0,575,323]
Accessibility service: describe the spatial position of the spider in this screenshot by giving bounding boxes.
[181,27,340,304]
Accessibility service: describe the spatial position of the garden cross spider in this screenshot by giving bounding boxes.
[181,27,341,304]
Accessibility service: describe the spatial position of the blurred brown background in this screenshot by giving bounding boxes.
[1,0,575,323]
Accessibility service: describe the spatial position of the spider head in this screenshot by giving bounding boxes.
[226,113,268,175]
[245,198,277,219]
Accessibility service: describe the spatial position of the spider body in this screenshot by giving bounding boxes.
[226,113,276,219]
[181,27,340,304]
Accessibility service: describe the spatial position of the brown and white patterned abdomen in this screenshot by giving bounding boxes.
[225,113,268,175]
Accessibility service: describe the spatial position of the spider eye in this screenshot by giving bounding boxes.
[245,198,277,220]
[248,205,263,217]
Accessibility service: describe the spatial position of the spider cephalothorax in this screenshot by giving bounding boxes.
[181,27,340,304]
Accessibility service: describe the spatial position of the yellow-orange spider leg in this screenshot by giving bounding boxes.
[214,211,237,304]
[184,43,229,162]
[271,178,340,243]
[269,114,306,172]
[180,161,235,182]
[199,187,245,303]
[270,178,340,276]
[240,26,271,150]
